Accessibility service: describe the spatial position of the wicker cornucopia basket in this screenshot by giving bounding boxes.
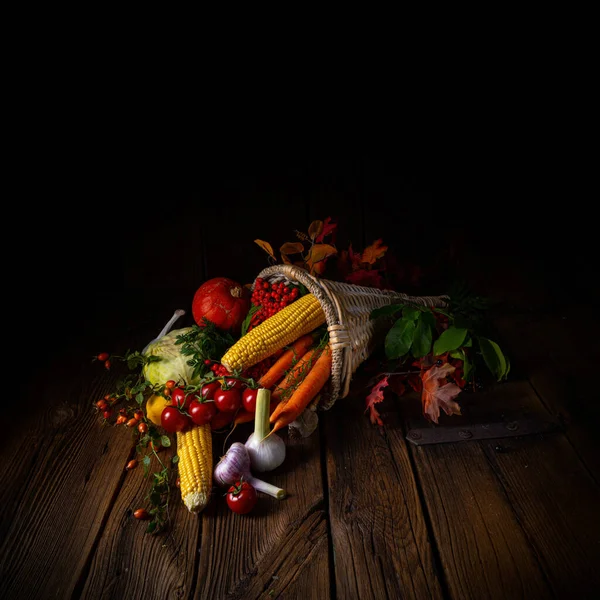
[254,265,448,409]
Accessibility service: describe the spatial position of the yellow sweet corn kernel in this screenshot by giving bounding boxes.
[176,424,212,513]
[221,294,325,373]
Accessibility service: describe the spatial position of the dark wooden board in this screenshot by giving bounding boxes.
[409,379,600,599]
[79,444,200,600]
[492,310,600,482]
[194,426,330,600]
[324,394,444,600]
[0,365,135,599]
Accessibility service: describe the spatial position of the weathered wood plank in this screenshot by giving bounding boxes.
[194,426,329,600]
[325,394,444,600]
[80,444,199,600]
[493,310,600,482]
[0,364,135,600]
[481,433,600,597]
[410,379,600,599]
[411,437,551,600]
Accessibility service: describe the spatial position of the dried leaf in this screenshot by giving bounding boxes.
[421,363,462,424]
[361,239,388,265]
[308,220,324,240]
[315,216,337,243]
[254,239,275,260]
[281,253,292,265]
[365,376,389,425]
[280,242,304,255]
[306,243,337,272]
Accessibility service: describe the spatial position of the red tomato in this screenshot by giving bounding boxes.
[226,481,257,514]
[242,388,258,413]
[201,381,221,400]
[161,406,189,433]
[214,388,242,413]
[189,399,217,425]
[225,377,243,390]
[210,410,235,431]
[171,387,189,410]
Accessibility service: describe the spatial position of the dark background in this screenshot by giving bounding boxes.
[26,155,595,374]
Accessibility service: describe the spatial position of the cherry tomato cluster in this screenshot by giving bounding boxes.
[159,378,261,434]
[248,278,300,331]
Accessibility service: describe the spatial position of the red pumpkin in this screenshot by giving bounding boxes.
[192,277,250,332]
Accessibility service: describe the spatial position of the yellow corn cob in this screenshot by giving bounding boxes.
[221,293,326,373]
[176,424,212,513]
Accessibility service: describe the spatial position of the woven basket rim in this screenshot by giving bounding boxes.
[254,264,448,409]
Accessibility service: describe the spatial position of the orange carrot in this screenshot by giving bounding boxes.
[271,347,320,402]
[258,334,315,389]
[270,345,332,433]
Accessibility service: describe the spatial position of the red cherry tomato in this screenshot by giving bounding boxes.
[215,388,242,413]
[97,352,109,362]
[225,377,243,390]
[210,410,235,431]
[161,406,189,433]
[171,387,189,410]
[242,388,258,413]
[226,481,257,514]
[189,399,218,425]
[201,381,221,400]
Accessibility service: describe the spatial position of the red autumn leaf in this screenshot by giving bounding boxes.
[361,239,388,265]
[365,376,389,425]
[316,216,337,243]
[387,376,406,398]
[407,374,422,393]
[421,363,462,424]
[345,269,384,288]
[348,244,362,271]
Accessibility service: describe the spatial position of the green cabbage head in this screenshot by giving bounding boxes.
[143,327,199,386]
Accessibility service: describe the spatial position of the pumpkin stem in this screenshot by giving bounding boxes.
[230,286,243,298]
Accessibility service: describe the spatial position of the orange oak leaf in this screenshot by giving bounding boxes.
[281,253,292,264]
[280,242,304,255]
[421,363,462,424]
[254,239,275,260]
[315,216,337,243]
[365,376,389,425]
[306,243,337,274]
[361,239,388,265]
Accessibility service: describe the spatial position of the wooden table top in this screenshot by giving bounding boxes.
[2,301,599,600]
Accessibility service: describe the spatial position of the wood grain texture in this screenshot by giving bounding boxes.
[481,434,600,597]
[80,444,200,600]
[411,440,551,600]
[194,426,329,600]
[325,394,443,600]
[0,365,135,600]
[493,310,600,482]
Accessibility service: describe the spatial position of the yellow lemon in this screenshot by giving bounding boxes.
[145,393,171,426]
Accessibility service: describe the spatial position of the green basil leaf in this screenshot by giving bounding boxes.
[411,316,433,358]
[433,327,468,356]
[160,435,171,448]
[385,318,416,359]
